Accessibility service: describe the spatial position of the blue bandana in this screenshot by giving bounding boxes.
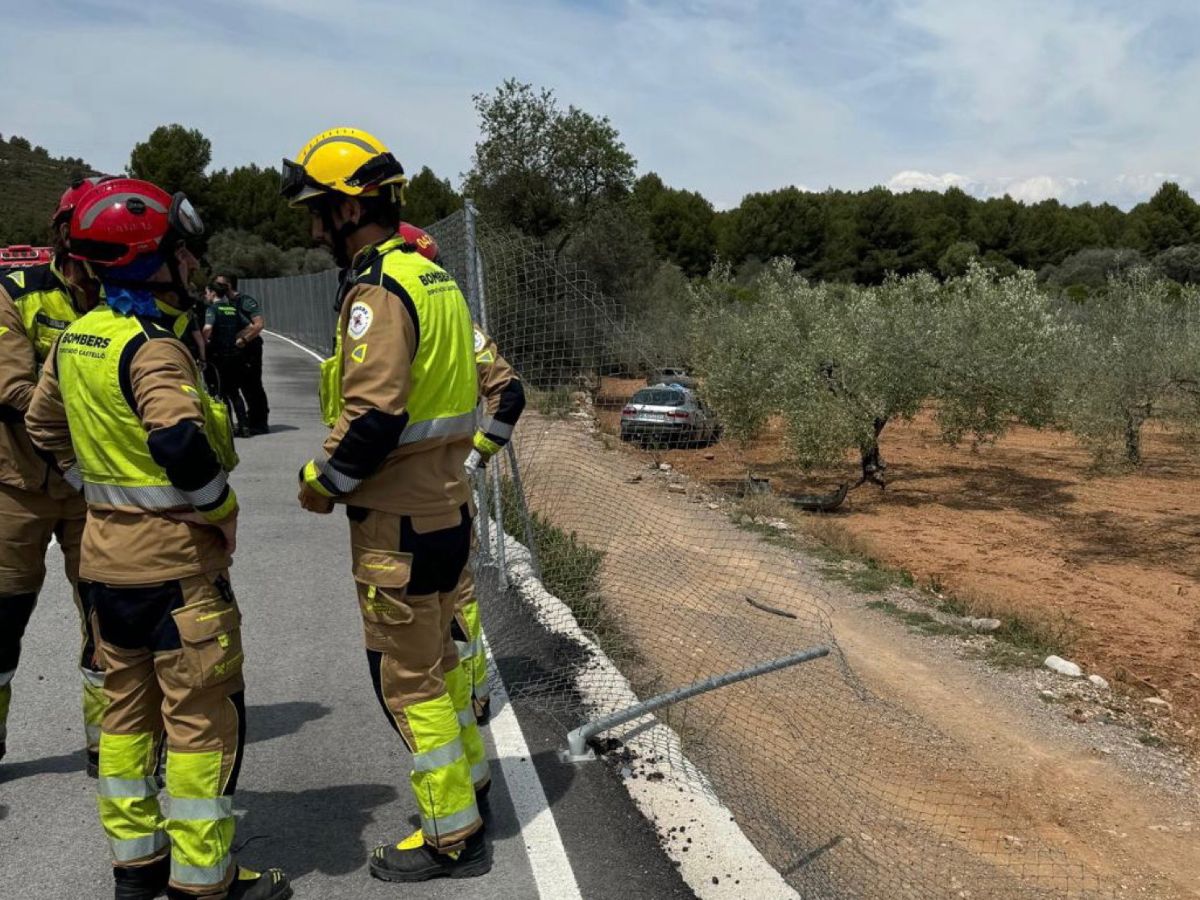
[101,255,165,317]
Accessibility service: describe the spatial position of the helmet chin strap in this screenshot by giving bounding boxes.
[101,251,195,313]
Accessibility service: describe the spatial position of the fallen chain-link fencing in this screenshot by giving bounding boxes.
[247,208,1122,899]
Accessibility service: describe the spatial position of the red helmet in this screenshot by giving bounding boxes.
[398,222,440,263]
[69,178,204,268]
[53,175,118,228]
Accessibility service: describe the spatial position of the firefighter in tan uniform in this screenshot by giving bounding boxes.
[283,129,489,882]
[27,178,290,900]
[0,177,109,773]
[399,223,527,722]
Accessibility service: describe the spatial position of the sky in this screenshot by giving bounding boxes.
[2,0,1199,210]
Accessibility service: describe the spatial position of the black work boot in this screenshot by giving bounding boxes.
[370,828,490,882]
[114,855,169,900]
[166,867,291,900]
[225,867,293,900]
[0,740,6,764]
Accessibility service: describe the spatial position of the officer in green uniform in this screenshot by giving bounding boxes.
[203,285,252,436]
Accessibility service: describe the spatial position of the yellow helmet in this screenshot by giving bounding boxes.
[280,127,407,206]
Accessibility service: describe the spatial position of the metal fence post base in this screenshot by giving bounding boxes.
[559,645,830,766]
[557,736,598,764]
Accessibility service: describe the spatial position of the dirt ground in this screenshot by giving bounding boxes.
[598,378,1200,736]
[514,402,1200,898]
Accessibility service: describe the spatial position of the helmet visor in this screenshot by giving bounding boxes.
[169,193,204,238]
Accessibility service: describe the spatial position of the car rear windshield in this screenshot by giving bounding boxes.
[632,389,685,406]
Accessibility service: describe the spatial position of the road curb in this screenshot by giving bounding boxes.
[490,525,799,900]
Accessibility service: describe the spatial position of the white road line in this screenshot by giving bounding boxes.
[485,637,583,900]
[262,329,324,362]
[268,327,582,898]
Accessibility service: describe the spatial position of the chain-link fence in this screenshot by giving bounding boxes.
[247,210,1125,899]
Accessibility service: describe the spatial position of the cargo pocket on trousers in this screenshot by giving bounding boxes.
[352,546,414,651]
[172,597,244,688]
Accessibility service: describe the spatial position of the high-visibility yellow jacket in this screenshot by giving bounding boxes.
[0,260,90,495]
[309,235,476,516]
[27,303,240,584]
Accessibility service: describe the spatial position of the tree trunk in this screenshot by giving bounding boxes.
[858,417,889,489]
[1124,410,1144,466]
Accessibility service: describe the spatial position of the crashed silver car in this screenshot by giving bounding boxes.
[619,384,721,448]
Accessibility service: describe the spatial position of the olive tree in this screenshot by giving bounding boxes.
[931,265,1068,446]
[775,272,936,484]
[1060,269,1200,465]
[689,262,797,466]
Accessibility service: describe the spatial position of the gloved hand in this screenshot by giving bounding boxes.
[464,448,486,477]
[298,461,335,514]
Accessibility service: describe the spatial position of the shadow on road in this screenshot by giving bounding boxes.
[0,748,85,783]
[235,783,399,878]
[246,701,331,745]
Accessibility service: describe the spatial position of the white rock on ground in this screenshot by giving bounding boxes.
[1044,655,1083,678]
[1088,674,1110,690]
[966,617,1002,633]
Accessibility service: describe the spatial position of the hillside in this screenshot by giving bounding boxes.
[0,134,99,245]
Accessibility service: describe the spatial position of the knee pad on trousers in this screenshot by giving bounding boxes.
[0,592,38,673]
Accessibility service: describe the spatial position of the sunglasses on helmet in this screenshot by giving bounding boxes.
[280,158,326,202]
[280,153,407,202]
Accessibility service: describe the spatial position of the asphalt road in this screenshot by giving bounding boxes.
[0,334,693,900]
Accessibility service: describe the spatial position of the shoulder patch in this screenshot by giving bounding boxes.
[347,301,373,339]
[473,327,486,354]
[2,264,56,300]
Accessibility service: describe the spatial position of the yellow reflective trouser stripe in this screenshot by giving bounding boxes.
[168,796,234,820]
[422,803,482,839]
[98,732,165,863]
[458,600,490,698]
[446,663,488,787]
[112,832,169,862]
[99,776,159,799]
[471,758,490,786]
[404,693,479,842]
[82,668,107,750]
[413,736,466,773]
[166,749,234,886]
[455,637,483,660]
[172,858,233,887]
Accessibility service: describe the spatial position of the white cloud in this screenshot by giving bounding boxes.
[887,171,978,193]
[1115,172,1193,195]
[999,175,1088,204]
[886,171,1087,203]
